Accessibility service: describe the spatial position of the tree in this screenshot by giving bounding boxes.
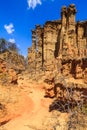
[0,38,7,53]
[8,42,19,53]
[0,37,19,54]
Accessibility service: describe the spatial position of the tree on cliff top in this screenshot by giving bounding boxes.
[0,38,7,53]
[0,38,18,53]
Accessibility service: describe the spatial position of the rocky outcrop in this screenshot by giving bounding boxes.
[0,50,26,84]
[27,5,87,118]
[28,4,87,84]
[0,58,20,84]
[8,68,18,84]
[0,51,25,70]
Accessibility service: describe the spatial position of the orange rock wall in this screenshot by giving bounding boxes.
[28,4,87,82]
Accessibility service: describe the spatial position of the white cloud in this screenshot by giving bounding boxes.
[4,23,15,34]
[27,0,42,9]
[9,38,15,43]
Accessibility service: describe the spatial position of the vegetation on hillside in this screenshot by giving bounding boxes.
[0,38,18,53]
[0,38,26,69]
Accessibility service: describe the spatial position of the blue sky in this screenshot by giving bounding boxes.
[0,0,87,57]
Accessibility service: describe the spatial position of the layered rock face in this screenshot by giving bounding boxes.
[28,4,87,82]
[0,51,26,84]
[0,58,18,84]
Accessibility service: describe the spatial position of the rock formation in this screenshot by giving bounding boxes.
[0,58,18,84]
[0,51,25,84]
[28,4,87,83]
[27,4,87,111]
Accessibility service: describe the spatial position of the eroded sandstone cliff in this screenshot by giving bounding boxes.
[28,4,87,83]
[28,4,87,112]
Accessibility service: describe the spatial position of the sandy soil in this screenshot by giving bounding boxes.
[0,74,87,130]
[0,77,68,130]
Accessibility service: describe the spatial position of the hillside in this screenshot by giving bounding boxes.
[0,48,26,85]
